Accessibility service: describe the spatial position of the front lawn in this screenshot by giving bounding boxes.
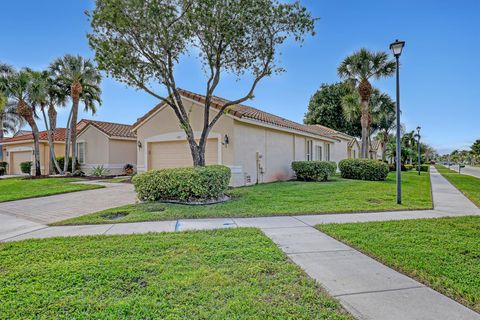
[317,216,480,312]
[54,171,432,225]
[435,165,480,207]
[0,177,103,202]
[0,228,351,320]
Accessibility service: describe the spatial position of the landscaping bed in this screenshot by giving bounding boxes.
[0,228,351,319]
[54,171,432,225]
[435,165,480,207]
[317,216,480,312]
[0,177,104,202]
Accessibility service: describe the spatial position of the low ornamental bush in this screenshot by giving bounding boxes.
[389,163,407,172]
[420,164,429,172]
[20,161,32,175]
[55,156,80,174]
[404,164,414,171]
[0,161,8,170]
[132,165,231,202]
[0,166,5,176]
[339,158,389,181]
[291,161,337,182]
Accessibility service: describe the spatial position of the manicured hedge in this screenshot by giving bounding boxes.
[54,156,80,173]
[133,165,231,202]
[291,161,337,182]
[339,159,389,181]
[419,164,429,172]
[0,161,7,176]
[0,166,5,176]
[404,164,414,171]
[20,161,32,174]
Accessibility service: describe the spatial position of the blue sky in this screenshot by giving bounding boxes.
[1,0,479,154]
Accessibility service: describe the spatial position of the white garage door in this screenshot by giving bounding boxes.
[148,139,219,170]
[11,151,32,175]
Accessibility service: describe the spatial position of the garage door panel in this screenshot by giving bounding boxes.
[11,151,32,175]
[148,139,218,170]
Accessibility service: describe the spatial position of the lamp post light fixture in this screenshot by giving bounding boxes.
[415,126,421,175]
[390,39,405,205]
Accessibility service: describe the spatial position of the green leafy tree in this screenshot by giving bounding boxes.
[88,0,316,166]
[338,49,396,158]
[50,55,101,172]
[471,139,480,156]
[304,82,361,137]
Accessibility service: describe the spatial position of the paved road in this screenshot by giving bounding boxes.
[2,167,479,319]
[451,165,480,179]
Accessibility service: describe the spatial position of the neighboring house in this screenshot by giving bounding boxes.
[369,139,383,160]
[133,89,354,187]
[347,138,361,159]
[13,130,32,137]
[0,129,70,175]
[76,119,137,175]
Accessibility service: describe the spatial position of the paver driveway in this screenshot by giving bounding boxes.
[0,181,137,225]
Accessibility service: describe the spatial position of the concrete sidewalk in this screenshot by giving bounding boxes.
[2,167,479,319]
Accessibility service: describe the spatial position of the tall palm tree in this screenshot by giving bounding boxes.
[338,49,396,158]
[50,55,101,172]
[0,63,24,161]
[0,70,42,176]
[28,70,64,174]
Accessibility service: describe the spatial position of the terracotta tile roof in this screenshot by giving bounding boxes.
[0,128,68,144]
[133,88,339,140]
[306,124,354,140]
[79,119,136,139]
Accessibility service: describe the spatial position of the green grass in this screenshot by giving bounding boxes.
[0,177,103,202]
[317,216,480,312]
[54,171,432,226]
[0,228,351,320]
[435,165,480,207]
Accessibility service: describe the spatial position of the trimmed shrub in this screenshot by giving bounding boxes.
[55,156,80,174]
[404,164,414,171]
[0,166,5,176]
[420,164,429,172]
[133,165,231,202]
[123,163,135,176]
[0,161,8,170]
[389,163,407,172]
[291,161,337,182]
[20,161,32,175]
[339,158,389,181]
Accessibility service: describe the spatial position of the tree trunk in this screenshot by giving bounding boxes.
[185,132,204,167]
[16,100,41,176]
[70,81,82,173]
[64,108,73,173]
[358,79,372,158]
[48,105,57,174]
[0,117,4,161]
[41,106,62,174]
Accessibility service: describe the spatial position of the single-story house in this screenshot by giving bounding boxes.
[132,89,356,186]
[0,128,71,175]
[76,119,137,175]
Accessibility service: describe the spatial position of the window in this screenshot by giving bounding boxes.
[77,142,85,164]
[315,146,323,161]
[306,140,313,161]
[325,143,331,161]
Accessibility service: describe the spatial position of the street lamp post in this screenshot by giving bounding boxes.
[390,39,405,205]
[415,126,421,175]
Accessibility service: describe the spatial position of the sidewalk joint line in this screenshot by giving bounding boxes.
[1,226,50,242]
[333,285,425,298]
[103,224,115,235]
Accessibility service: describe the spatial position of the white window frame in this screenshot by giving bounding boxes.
[315,145,323,161]
[306,140,313,161]
[77,141,86,164]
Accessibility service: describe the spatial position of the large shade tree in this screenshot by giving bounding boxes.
[304,82,361,137]
[338,49,396,158]
[88,0,316,166]
[50,55,101,172]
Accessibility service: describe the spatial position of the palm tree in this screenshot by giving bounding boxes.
[0,63,24,161]
[50,55,101,172]
[28,70,65,174]
[0,70,42,176]
[338,49,396,158]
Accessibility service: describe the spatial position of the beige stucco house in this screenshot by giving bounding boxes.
[0,129,71,175]
[76,120,137,175]
[133,89,357,186]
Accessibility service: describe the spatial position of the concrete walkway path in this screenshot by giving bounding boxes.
[2,168,479,319]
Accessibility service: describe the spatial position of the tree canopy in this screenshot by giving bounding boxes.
[87,0,316,165]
